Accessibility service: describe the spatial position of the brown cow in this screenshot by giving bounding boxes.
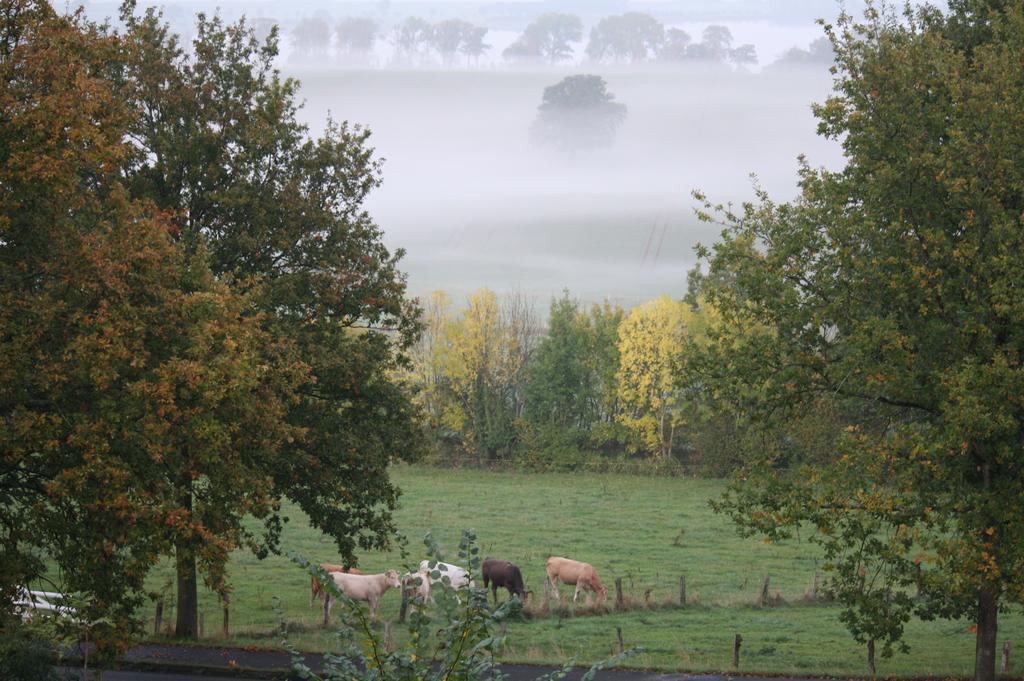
[546,556,607,604]
[310,563,363,608]
[483,558,528,603]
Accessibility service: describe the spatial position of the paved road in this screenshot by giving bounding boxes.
[62,669,828,681]
[57,644,838,681]
[59,671,243,681]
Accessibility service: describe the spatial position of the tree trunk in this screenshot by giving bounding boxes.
[174,481,198,639]
[659,407,667,457]
[975,587,999,681]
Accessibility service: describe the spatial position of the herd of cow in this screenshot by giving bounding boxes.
[310,556,609,621]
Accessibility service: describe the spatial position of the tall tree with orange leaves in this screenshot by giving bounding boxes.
[112,1,424,636]
[0,0,306,650]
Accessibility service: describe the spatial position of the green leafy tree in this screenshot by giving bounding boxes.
[695,4,1024,679]
[0,0,305,652]
[114,3,424,638]
[437,290,537,462]
[523,293,595,429]
[519,293,596,467]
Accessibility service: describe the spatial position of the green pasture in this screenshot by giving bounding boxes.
[138,466,1024,676]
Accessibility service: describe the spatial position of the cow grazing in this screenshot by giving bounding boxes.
[482,558,528,603]
[419,560,474,590]
[402,569,433,608]
[310,564,363,608]
[325,569,401,621]
[546,556,608,604]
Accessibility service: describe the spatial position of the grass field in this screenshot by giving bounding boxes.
[138,466,1024,677]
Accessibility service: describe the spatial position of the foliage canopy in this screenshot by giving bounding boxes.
[1,0,423,644]
[693,3,1024,679]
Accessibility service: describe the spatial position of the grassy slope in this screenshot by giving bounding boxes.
[139,466,1023,676]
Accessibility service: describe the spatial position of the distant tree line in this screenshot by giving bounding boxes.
[289,14,490,67]
[403,288,838,475]
[259,10,833,69]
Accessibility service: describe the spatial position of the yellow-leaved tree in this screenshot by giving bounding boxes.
[438,289,537,461]
[616,296,718,459]
[408,290,454,430]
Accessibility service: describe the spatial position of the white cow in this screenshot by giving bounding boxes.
[419,560,474,590]
[324,570,401,621]
[402,569,433,607]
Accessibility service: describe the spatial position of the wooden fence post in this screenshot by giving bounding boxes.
[323,595,331,627]
[759,575,770,607]
[1002,641,1011,673]
[616,626,624,654]
[733,633,742,668]
[384,621,392,653]
[812,571,821,601]
[222,596,230,638]
[398,584,409,624]
[615,578,624,611]
[868,639,876,677]
[679,576,686,607]
[154,600,164,635]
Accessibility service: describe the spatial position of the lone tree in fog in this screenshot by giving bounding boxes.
[585,12,664,64]
[531,74,626,154]
[503,12,582,64]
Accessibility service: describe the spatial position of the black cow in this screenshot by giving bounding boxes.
[482,557,528,603]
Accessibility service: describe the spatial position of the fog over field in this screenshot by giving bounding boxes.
[84,0,853,307]
[291,65,843,307]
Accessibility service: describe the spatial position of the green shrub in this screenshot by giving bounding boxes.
[0,622,59,681]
